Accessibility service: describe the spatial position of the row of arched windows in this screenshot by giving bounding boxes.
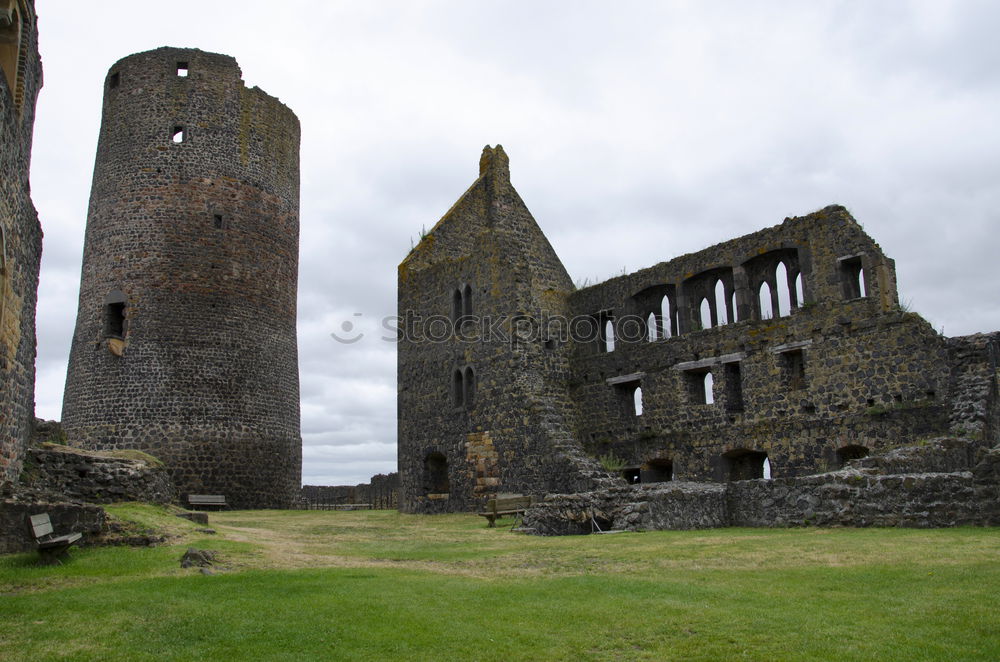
[755,261,805,321]
[603,251,812,352]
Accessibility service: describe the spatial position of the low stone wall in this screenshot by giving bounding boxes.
[727,470,988,528]
[20,444,175,505]
[302,472,399,510]
[851,437,982,474]
[523,438,1000,534]
[524,483,727,535]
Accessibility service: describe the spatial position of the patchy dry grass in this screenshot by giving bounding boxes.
[213,509,1000,576]
[1,506,998,661]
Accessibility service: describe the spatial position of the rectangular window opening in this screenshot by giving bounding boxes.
[108,72,120,89]
[838,255,867,299]
[685,369,713,405]
[105,302,126,339]
[782,350,806,390]
[177,62,189,77]
[213,214,226,230]
[724,363,744,412]
[172,126,185,143]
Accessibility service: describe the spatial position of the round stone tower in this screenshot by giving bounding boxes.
[62,47,302,508]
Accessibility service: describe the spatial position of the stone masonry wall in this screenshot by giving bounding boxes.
[523,438,1000,534]
[18,444,175,505]
[61,48,302,508]
[398,149,998,513]
[568,206,953,483]
[397,147,615,514]
[0,0,42,486]
[945,333,1000,443]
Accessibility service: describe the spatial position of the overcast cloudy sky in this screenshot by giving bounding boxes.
[28,1,1000,485]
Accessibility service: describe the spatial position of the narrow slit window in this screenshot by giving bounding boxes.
[176,62,189,77]
[633,386,643,416]
[213,214,226,229]
[647,312,658,341]
[451,289,462,329]
[172,126,185,143]
[462,284,473,319]
[108,72,120,89]
[452,369,464,407]
[463,367,475,409]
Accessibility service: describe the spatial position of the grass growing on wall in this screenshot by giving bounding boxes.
[1,506,998,661]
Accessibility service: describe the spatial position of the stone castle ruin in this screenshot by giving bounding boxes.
[397,146,999,519]
[60,48,302,508]
[0,3,996,526]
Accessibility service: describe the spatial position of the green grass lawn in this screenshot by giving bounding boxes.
[1,506,998,661]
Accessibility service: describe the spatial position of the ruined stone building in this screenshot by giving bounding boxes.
[0,0,41,487]
[397,146,999,513]
[61,48,302,508]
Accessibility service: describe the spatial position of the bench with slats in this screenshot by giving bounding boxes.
[478,494,533,528]
[187,494,227,510]
[28,513,83,565]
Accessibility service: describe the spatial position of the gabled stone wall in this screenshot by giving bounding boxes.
[397,147,615,514]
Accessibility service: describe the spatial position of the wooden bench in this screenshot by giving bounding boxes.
[28,513,83,566]
[478,494,533,528]
[188,494,227,510]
